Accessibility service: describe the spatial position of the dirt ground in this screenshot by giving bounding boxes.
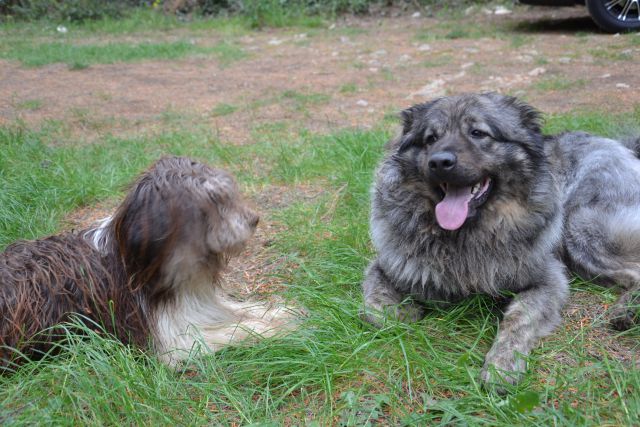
[2,6,640,142]
[1,5,638,360]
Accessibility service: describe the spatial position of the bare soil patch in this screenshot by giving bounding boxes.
[2,6,639,142]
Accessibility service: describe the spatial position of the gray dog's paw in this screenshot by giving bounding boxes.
[609,291,639,331]
[360,301,424,327]
[394,301,425,323]
[480,352,527,392]
[609,304,638,331]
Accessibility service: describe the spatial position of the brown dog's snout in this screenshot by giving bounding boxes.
[428,151,457,177]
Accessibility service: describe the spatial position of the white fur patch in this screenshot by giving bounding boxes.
[83,216,112,252]
[154,284,296,364]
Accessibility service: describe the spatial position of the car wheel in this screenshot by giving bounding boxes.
[587,0,640,32]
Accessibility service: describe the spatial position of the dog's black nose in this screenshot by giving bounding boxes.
[428,152,457,173]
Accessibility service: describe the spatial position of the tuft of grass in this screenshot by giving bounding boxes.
[211,103,238,117]
[210,40,248,66]
[444,28,468,39]
[533,76,586,92]
[339,82,358,94]
[251,121,292,145]
[16,99,43,110]
[240,0,326,29]
[589,47,633,62]
[535,56,549,65]
[422,53,452,68]
[510,34,531,49]
[417,20,502,42]
[281,89,331,106]
[275,89,332,115]
[68,60,89,70]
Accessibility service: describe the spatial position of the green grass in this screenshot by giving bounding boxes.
[589,47,633,62]
[422,54,453,68]
[15,99,43,110]
[339,82,358,94]
[509,34,531,49]
[533,76,587,93]
[0,39,246,68]
[281,89,331,107]
[210,41,249,66]
[0,8,301,36]
[416,20,506,42]
[543,107,640,136]
[1,108,639,424]
[211,103,239,117]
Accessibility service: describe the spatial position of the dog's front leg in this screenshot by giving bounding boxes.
[361,258,424,327]
[481,257,568,389]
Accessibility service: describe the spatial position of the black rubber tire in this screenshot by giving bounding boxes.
[587,0,640,32]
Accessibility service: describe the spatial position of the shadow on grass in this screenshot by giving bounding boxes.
[512,15,601,34]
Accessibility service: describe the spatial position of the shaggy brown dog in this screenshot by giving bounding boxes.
[1,156,289,369]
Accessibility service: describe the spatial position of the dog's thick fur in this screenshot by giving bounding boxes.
[1,156,288,369]
[362,92,640,387]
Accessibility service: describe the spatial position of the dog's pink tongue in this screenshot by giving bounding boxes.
[435,185,473,231]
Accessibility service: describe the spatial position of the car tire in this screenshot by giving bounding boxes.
[586,0,640,32]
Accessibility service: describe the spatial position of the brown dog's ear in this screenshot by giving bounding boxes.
[112,174,180,290]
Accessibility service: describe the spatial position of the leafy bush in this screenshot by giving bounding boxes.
[0,0,492,24]
[170,0,372,19]
[167,0,493,20]
[1,0,149,22]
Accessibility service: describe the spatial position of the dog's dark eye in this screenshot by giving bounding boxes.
[425,134,438,145]
[470,129,489,139]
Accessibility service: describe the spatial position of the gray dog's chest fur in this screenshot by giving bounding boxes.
[371,202,561,302]
[369,131,634,302]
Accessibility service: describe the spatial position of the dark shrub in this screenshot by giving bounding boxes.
[1,0,149,22]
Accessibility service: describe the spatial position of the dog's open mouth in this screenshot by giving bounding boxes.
[435,176,492,231]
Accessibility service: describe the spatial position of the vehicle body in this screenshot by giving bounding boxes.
[519,0,640,32]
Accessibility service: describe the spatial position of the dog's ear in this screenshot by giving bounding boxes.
[400,102,440,134]
[510,96,542,135]
[400,105,420,135]
[483,92,542,135]
[112,178,179,288]
[387,101,437,151]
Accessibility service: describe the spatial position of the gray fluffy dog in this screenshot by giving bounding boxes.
[362,92,640,387]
